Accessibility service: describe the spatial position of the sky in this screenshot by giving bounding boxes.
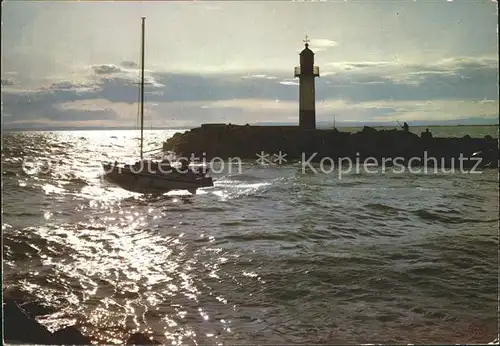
[1,0,498,129]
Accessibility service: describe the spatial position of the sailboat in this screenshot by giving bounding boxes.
[102,17,214,194]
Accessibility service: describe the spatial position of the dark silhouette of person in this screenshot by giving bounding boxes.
[421,128,433,139]
[402,122,409,133]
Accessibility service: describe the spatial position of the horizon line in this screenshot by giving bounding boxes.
[3,123,499,132]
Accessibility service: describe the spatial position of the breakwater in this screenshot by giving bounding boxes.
[162,124,498,168]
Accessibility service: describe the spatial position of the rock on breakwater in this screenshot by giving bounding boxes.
[3,299,161,345]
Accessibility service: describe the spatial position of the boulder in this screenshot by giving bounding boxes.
[52,326,92,345]
[3,300,92,345]
[3,301,54,344]
[20,301,56,317]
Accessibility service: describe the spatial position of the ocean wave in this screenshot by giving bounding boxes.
[413,209,498,224]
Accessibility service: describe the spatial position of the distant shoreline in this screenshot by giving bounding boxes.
[2,124,499,132]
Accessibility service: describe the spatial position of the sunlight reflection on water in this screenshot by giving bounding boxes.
[28,212,231,344]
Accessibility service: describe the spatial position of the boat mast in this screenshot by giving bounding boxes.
[140,17,145,160]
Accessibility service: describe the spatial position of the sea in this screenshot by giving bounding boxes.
[2,125,499,344]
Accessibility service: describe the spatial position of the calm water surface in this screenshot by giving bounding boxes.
[2,128,498,344]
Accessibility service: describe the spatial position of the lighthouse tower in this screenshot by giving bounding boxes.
[295,36,320,129]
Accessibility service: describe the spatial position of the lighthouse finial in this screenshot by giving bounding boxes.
[303,35,310,47]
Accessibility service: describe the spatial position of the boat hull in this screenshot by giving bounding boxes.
[102,163,213,194]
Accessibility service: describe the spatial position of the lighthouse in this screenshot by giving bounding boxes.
[295,36,320,129]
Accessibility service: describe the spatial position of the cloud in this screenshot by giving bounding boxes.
[309,38,338,52]
[1,78,16,86]
[317,57,498,103]
[46,81,101,94]
[241,74,278,80]
[326,61,395,71]
[280,80,300,86]
[92,64,123,75]
[120,61,138,69]
[2,56,498,129]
